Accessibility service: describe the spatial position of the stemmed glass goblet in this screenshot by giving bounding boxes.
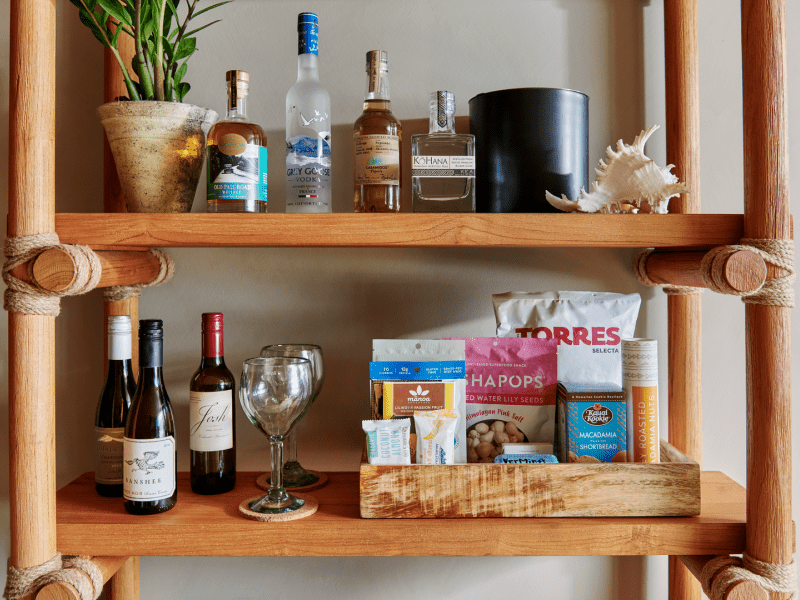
[258,344,324,489]
[239,356,314,517]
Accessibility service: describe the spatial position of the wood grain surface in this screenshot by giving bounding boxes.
[55,471,752,558]
[53,213,746,249]
[741,3,794,598]
[361,441,700,518]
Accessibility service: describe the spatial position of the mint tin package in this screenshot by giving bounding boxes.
[556,382,626,463]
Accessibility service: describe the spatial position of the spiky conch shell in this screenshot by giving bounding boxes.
[545,125,690,214]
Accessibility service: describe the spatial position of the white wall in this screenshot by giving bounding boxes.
[1,1,798,599]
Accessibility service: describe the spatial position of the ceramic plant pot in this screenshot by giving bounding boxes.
[98,101,218,213]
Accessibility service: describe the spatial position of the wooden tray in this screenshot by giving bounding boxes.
[360,439,699,518]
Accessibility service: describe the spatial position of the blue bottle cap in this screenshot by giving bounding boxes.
[297,12,319,56]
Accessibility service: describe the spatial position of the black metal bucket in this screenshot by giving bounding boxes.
[468,88,588,213]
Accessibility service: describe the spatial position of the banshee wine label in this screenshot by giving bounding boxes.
[123,436,176,501]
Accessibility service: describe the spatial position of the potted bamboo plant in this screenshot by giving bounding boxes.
[71,0,230,212]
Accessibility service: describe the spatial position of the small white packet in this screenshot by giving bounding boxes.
[362,419,411,465]
[414,409,458,465]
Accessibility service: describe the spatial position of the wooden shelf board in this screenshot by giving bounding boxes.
[53,213,745,249]
[56,471,747,557]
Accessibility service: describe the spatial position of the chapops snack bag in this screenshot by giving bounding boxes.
[492,291,641,387]
[454,337,557,463]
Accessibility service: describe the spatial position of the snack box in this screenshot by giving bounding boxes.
[556,381,626,463]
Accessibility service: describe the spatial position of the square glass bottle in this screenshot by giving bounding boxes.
[411,91,475,212]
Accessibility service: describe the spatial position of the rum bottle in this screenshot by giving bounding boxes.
[353,50,402,212]
[412,91,475,212]
[207,70,268,212]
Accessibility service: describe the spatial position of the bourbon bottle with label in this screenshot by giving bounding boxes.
[206,70,268,212]
[353,50,402,212]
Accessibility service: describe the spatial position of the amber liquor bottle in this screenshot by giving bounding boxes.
[353,50,402,212]
[206,70,269,212]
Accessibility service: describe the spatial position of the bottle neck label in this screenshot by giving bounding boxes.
[109,332,132,361]
[203,331,224,358]
[139,339,163,368]
[123,436,176,501]
[298,23,318,56]
[189,390,234,451]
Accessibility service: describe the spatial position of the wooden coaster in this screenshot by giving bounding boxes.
[238,492,319,522]
[255,470,329,493]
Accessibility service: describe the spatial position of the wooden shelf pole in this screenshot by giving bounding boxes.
[643,248,767,293]
[664,1,703,600]
[8,0,58,582]
[102,22,141,600]
[741,1,793,599]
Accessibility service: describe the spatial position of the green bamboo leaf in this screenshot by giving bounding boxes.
[68,0,85,10]
[162,38,175,61]
[183,20,221,38]
[193,1,232,19]
[78,7,111,47]
[110,22,125,46]
[174,61,187,85]
[96,0,133,27]
[173,36,196,61]
[176,81,190,102]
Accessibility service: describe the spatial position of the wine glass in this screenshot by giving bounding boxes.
[239,356,313,515]
[258,344,324,489]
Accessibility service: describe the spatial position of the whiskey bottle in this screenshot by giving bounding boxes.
[207,70,268,212]
[412,91,475,212]
[353,50,402,212]
[286,12,332,213]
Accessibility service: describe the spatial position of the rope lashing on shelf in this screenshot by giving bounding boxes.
[2,233,176,313]
[634,238,795,306]
[3,233,101,316]
[102,248,175,302]
[4,553,103,600]
[739,238,795,307]
[696,553,797,600]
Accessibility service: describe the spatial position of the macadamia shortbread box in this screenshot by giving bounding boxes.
[556,382,627,463]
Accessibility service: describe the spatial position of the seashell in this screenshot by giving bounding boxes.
[545,125,690,214]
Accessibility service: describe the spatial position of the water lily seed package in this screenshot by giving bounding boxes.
[454,337,557,463]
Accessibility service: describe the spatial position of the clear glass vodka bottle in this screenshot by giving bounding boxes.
[412,91,475,212]
[286,12,332,212]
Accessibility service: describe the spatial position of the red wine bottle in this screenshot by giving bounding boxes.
[95,315,136,497]
[190,313,236,494]
[123,319,177,514]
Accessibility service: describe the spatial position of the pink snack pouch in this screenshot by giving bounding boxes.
[456,337,558,463]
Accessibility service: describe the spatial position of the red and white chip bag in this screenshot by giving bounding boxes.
[492,291,641,387]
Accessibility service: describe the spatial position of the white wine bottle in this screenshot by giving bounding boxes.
[94,315,135,497]
[123,319,177,514]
